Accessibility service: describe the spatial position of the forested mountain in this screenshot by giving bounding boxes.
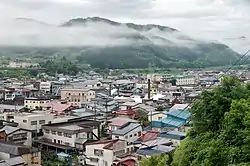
[0,17,240,69]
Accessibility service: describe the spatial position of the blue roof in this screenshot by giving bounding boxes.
[136,148,165,156]
[158,131,186,140]
[166,109,190,120]
[162,117,186,128]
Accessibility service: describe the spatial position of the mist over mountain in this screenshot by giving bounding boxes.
[0,17,239,69]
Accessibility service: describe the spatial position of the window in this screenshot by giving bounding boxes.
[31,121,37,125]
[115,136,119,139]
[33,152,38,157]
[44,130,49,134]
[134,133,137,137]
[130,135,132,138]
[82,93,85,96]
[25,101,28,103]
[58,140,61,144]
[63,133,72,138]
[138,131,142,136]
[23,120,27,123]
[51,131,56,135]
[58,132,62,136]
[39,120,45,124]
[89,157,99,162]
[94,149,104,156]
[64,142,70,146]
[158,117,162,120]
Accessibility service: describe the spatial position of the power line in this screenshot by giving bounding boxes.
[140,47,250,151]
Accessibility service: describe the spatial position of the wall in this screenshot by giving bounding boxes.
[43,131,76,147]
[14,114,54,132]
[85,144,114,166]
[24,99,50,109]
[112,126,142,144]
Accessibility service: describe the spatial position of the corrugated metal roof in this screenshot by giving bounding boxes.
[112,123,141,136]
[162,117,186,128]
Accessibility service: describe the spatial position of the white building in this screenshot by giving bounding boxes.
[175,75,196,86]
[40,81,51,94]
[85,139,134,166]
[37,119,100,151]
[13,113,54,133]
[108,117,142,144]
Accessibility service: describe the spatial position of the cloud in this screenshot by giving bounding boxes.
[0,0,249,52]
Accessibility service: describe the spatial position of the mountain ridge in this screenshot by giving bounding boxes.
[0,17,240,69]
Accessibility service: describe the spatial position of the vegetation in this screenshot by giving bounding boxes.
[172,76,250,166]
[140,154,172,166]
[40,57,80,75]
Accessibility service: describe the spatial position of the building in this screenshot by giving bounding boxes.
[85,139,134,166]
[13,113,54,133]
[108,117,142,144]
[82,80,103,88]
[51,81,66,96]
[34,119,100,153]
[0,126,32,146]
[0,140,41,165]
[61,88,95,107]
[175,75,196,86]
[34,81,51,94]
[24,97,51,110]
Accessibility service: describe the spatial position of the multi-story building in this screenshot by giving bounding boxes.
[24,97,51,110]
[0,126,32,146]
[33,81,51,94]
[35,119,100,153]
[85,139,134,166]
[13,113,54,133]
[175,75,196,86]
[61,88,95,107]
[108,117,142,144]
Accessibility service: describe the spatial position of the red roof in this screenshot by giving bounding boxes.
[137,130,159,142]
[121,159,136,166]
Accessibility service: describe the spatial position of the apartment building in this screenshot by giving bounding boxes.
[175,75,196,86]
[85,139,134,166]
[61,88,95,107]
[34,81,51,94]
[35,119,100,153]
[24,97,51,110]
[13,113,54,133]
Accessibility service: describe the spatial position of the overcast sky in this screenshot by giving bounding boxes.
[0,0,250,52]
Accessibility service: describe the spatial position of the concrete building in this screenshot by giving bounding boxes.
[35,119,100,153]
[13,113,54,133]
[61,88,95,107]
[24,97,51,110]
[85,139,134,166]
[175,75,196,86]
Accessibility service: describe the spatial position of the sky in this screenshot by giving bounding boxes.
[0,0,250,52]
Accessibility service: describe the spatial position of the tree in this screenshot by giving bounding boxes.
[172,76,250,166]
[140,154,172,166]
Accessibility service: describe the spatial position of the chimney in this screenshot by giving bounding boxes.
[109,83,112,97]
[148,79,151,100]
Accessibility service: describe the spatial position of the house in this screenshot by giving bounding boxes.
[34,119,100,153]
[24,97,51,110]
[0,140,41,165]
[0,156,26,166]
[158,131,186,146]
[108,117,142,144]
[113,110,138,119]
[120,102,140,110]
[0,126,32,146]
[135,137,175,160]
[13,113,54,133]
[60,88,95,107]
[85,139,134,166]
[82,80,103,88]
[149,104,190,131]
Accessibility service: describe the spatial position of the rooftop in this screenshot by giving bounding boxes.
[112,123,141,136]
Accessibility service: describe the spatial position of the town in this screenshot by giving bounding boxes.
[0,66,247,166]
